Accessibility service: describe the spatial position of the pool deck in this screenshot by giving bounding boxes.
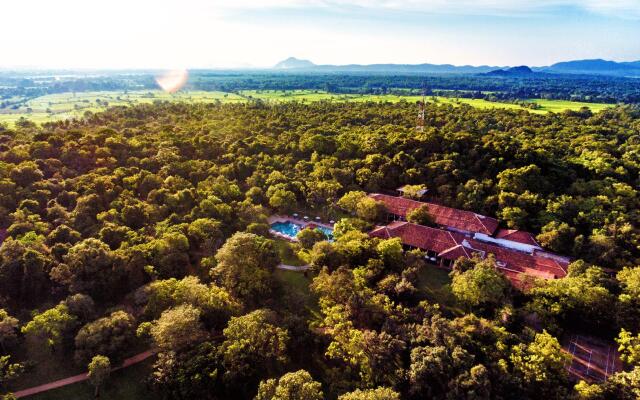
[268,214,334,242]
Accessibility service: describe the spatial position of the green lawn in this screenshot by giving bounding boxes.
[0,89,616,127]
[275,269,311,293]
[24,358,154,400]
[274,269,318,312]
[273,239,307,266]
[417,264,458,308]
[527,99,614,113]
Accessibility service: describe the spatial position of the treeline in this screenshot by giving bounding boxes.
[3,70,640,104]
[0,101,638,398]
[189,72,640,103]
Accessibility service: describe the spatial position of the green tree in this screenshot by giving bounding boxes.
[376,238,404,269]
[356,198,384,222]
[536,221,576,253]
[296,228,326,250]
[53,238,119,300]
[220,309,289,391]
[0,310,18,351]
[399,185,427,199]
[212,232,279,306]
[406,204,434,226]
[616,329,640,366]
[510,331,569,396]
[21,304,78,353]
[147,304,207,352]
[450,256,509,310]
[142,276,240,327]
[255,369,323,400]
[269,189,297,213]
[337,191,367,214]
[338,387,400,400]
[148,341,221,399]
[0,355,23,390]
[87,355,111,398]
[74,311,135,365]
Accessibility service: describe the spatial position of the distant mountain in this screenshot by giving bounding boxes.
[486,66,534,76]
[273,57,315,69]
[538,59,640,77]
[272,57,640,77]
[272,58,500,74]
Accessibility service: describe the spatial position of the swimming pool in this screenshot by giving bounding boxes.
[270,221,304,238]
[270,221,334,241]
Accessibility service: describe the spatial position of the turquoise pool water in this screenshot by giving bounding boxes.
[270,221,303,238]
[270,221,333,241]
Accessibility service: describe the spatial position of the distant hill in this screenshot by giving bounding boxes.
[538,59,640,77]
[272,58,500,74]
[273,57,315,69]
[272,57,640,77]
[486,66,534,76]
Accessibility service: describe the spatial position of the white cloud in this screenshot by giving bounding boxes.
[215,0,640,18]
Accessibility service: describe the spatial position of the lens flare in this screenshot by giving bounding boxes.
[155,69,188,93]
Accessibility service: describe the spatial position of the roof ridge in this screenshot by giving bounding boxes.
[474,214,491,234]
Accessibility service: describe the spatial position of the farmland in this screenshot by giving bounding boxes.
[0,89,616,126]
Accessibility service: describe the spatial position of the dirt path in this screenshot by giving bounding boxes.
[12,350,156,398]
[277,263,310,271]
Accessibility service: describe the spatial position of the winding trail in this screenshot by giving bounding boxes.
[276,264,310,271]
[12,350,156,398]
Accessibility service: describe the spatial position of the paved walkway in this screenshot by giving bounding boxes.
[277,263,311,271]
[13,350,156,398]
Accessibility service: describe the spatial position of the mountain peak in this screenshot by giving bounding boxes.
[486,65,533,76]
[273,57,315,69]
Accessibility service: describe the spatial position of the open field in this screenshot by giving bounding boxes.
[0,89,615,126]
[0,90,244,126]
[527,99,614,113]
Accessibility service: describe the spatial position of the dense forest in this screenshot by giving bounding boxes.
[0,100,639,399]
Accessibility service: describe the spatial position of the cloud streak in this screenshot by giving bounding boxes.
[216,0,640,18]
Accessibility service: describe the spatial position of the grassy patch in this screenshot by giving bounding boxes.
[275,269,311,294]
[273,239,307,266]
[24,358,154,400]
[8,349,84,392]
[274,269,318,312]
[417,264,458,308]
[527,99,614,113]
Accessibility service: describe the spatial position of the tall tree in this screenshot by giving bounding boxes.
[87,355,111,398]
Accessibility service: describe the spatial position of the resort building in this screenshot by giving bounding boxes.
[369,193,500,236]
[368,194,570,285]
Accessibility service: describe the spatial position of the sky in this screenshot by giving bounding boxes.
[1,0,639,69]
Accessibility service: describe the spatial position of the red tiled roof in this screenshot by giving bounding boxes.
[464,238,568,279]
[495,229,540,246]
[438,244,472,260]
[369,194,499,235]
[369,221,568,283]
[370,221,465,254]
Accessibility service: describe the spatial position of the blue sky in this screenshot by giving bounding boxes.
[2,0,639,68]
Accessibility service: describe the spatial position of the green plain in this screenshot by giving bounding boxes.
[0,89,616,127]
